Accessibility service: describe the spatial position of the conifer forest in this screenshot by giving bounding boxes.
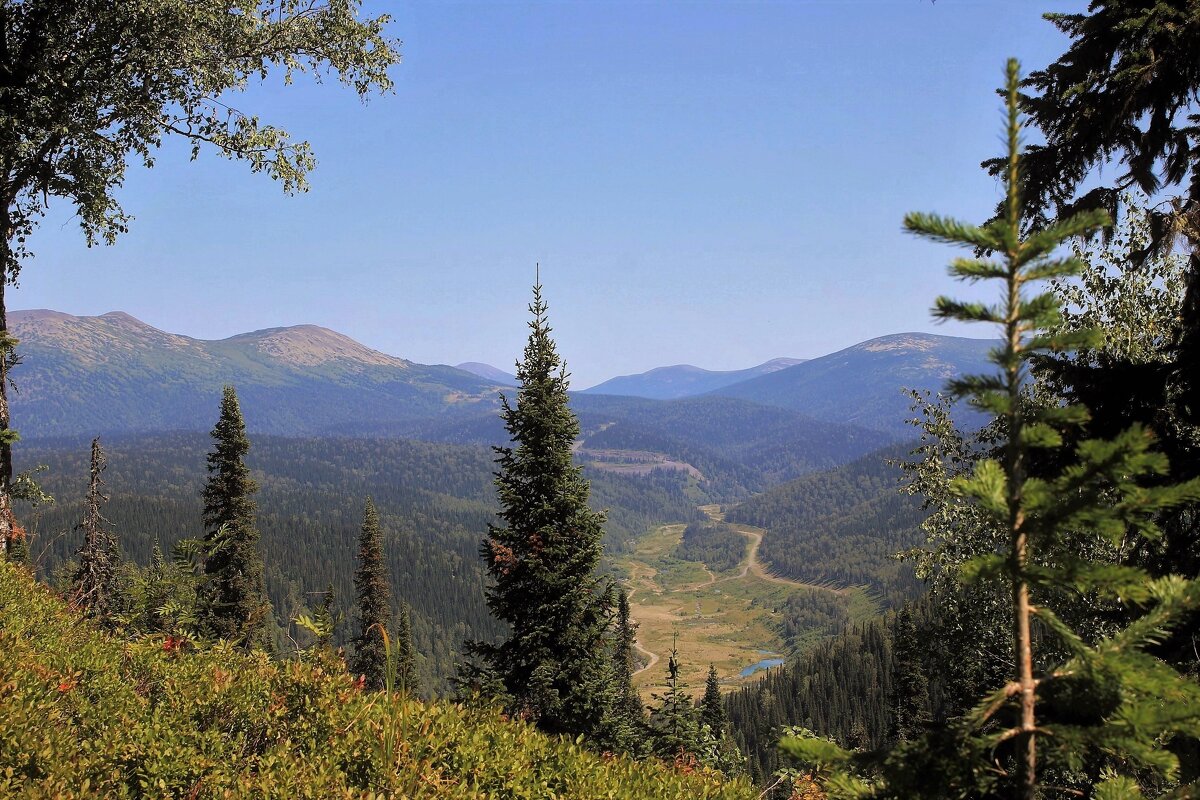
[4,1,1200,798]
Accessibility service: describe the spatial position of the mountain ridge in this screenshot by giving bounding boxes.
[581,357,806,400]
[711,332,992,435]
[8,309,502,437]
[455,362,518,385]
[11,309,412,370]
[8,310,991,443]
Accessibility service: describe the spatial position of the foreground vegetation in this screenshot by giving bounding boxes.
[0,561,754,799]
[7,2,1200,798]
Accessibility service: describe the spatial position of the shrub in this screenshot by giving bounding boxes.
[0,562,754,799]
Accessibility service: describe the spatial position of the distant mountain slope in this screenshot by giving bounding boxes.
[726,440,925,606]
[397,393,892,501]
[581,357,805,400]
[9,310,504,437]
[455,362,518,385]
[571,394,892,497]
[712,333,991,435]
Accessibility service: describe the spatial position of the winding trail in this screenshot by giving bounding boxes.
[625,509,845,684]
[677,512,843,595]
[737,527,845,592]
[631,639,660,677]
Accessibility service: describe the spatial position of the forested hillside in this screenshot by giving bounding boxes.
[17,434,701,691]
[726,442,924,606]
[575,395,894,496]
[399,393,895,500]
[712,333,989,436]
[673,521,747,573]
[726,618,894,784]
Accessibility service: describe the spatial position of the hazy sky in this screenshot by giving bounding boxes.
[18,1,1083,388]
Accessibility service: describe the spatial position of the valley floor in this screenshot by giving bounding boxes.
[619,506,852,699]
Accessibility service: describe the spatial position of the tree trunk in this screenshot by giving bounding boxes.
[1005,180,1036,798]
[0,205,12,558]
[1015,546,1036,800]
[1178,250,1200,432]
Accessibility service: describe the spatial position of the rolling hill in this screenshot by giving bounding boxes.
[8,313,987,493]
[725,441,925,606]
[581,357,805,400]
[571,394,893,496]
[455,361,518,385]
[9,310,504,437]
[712,333,991,435]
[402,393,894,500]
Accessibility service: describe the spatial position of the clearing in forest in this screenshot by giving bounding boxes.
[615,508,868,700]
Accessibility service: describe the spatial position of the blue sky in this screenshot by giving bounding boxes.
[18,1,1084,388]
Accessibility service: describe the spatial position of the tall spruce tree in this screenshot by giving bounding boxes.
[465,281,614,739]
[994,2,1200,432]
[315,583,337,651]
[701,664,726,735]
[1009,1,1200,673]
[784,59,1200,800]
[613,589,644,723]
[888,607,928,745]
[70,438,120,625]
[351,497,392,691]
[394,601,420,696]
[607,587,648,754]
[200,386,269,648]
[648,640,700,759]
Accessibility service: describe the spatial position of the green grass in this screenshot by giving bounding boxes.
[616,517,864,700]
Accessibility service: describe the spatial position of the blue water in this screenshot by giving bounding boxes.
[739,657,784,678]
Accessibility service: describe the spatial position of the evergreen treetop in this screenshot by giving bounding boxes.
[394,600,420,697]
[70,437,120,626]
[351,496,392,691]
[465,281,615,741]
[648,639,700,760]
[608,587,648,755]
[203,387,257,536]
[613,588,643,720]
[701,664,726,735]
[200,385,269,649]
[993,1,1200,449]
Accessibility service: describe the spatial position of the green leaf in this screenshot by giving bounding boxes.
[903,212,1005,250]
[1017,208,1110,264]
[932,297,1003,324]
[1020,422,1062,448]
[948,258,1007,281]
[779,734,853,767]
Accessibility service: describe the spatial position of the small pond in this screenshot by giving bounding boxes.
[739,656,784,678]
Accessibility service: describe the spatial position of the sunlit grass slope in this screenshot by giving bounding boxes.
[0,562,755,799]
